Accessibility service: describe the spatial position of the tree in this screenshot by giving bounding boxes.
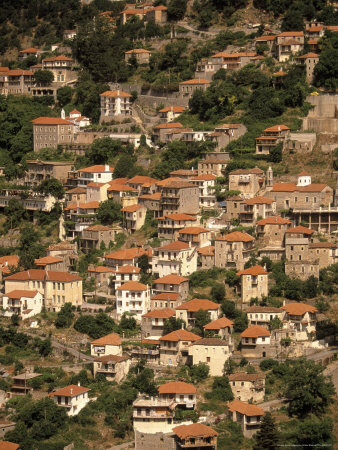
[114,154,145,179]
[283,358,335,418]
[295,416,333,448]
[269,317,283,331]
[11,314,20,327]
[211,283,225,303]
[57,86,73,107]
[221,300,236,318]
[314,48,338,91]
[36,178,65,199]
[34,69,54,85]
[55,303,75,328]
[167,0,187,20]
[270,142,283,163]
[205,376,234,401]
[253,412,279,450]
[193,309,210,335]
[96,200,122,225]
[19,226,45,270]
[234,314,248,332]
[303,275,318,298]
[163,317,185,335]
[190,363,209,383]
[4,198,28,230]
[86,137,124,165]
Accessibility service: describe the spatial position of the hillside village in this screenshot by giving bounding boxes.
[0,0,337,449]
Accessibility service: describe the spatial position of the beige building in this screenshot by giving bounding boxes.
[90,332,122,357]
[176,298,220,328]
[100,90,132,121]
[0,69,34,95]
[190,173,217,209]
[275,31,305,62]
[198,152,230,177]
[246,305,283,329]
[1,289,43,319]
[198,245,215,270]
[88,265,115,288]
[240,325,272,359]
[173,423,218,450]
[107,183,138,206]
[214,232,255,270]
[309,242,338,269]
[34,256,65,272]
[141,308,175,337]
[152,241,197,278]
[179,79,210,97]
[281,302,317,341]
[160,180,200,216]
[255,124,290,155]
[204,316,233,338]
[229,168,265,199]
[5,269,82,312]
[66,187,86,206]
[256,216,291,248]
[125,49,152,64]
[239,196,276,226]
[236,265,268,304]
[152,274,189,304]
[152,122,183,142]
[178,227,211,248]
[158,213,198,241]
[22,160,73,187]
[121,204,147,231]
[93,354,130,382]
[116,281,151,321]
[228,400,265,438]
[158,381,196,409]
[158,106,185,123]
[229,373,265,403]
[42,55,75,83]
[132,397,181,435]
[32,117,75,151]
[150,292,181,310]
[104,247,151,268]
[80,224,122,253]
[159,328,201,366]
[138,192,162,218]
[189,337,232,376]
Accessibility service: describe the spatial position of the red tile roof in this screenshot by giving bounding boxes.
[125,48,152,54]
[241,325,271,338]
[256,216,291,226]
[278,31,304,37]
[159,106,185,113]
[34,256,63,265]
[116,265,141,274]
[64,201,100,211]
[85,225,112,231]
[43,55,73,62]
[162,213,196,221]
[5,290,39,299]
[271,183,297,192]
[285,225,315,235]
[50,384,90,398]
[160,329,201,342]
[121,204,143,213]
[6,269,81,282]
[173,423,217,439]
[191,174,217,181]
[215,231,255,242]
[246,306,282,313]
[264,124,290,132]
[32,117,73,125]
[178,227,209,235]
[88,266,115,274]
[198,245,215,256]
[159,381,196,394]
[192,337,230,346]
[91,332,121,346]
[282,302,317,316]
[79,165,114,173]
[100,90,131,98]
[108,184,137,192]
[297,183,330,192]
[0,442,20,450]
[20,47,41,53]
[237,265,268,276]
[179,78,210,85]
[244,196,274,205]
[153,274,188,284]
[297,52,319,59]
[228,400,265,416]
[153,122,183,129]
[105,248,151,260]
[160,241,191,251]
[142,308,175,318]
[5,69,34,76]
[176,298,219,312]
[151,292,180,301]
[230,168,264,175]
[204,316,233,330]
[309,242,336,249]
[117,281,148,291]
[128,175,158,185]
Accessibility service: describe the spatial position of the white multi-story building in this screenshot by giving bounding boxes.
[51,384,90,416]
[281,302,317,341]
[90,332,122,357]
[190,173,217,209]
[158,381,196,409]
[77,165,114,187]
[1,290,43,319]
[116,281,150,320]
[100,90,132,121]
[152,241,198,278]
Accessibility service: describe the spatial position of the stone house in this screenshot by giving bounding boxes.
[224,195,244,223]
[152,274,189,304]
[228,400,265,438]
[32,117,75,151]
[173,423,218,450]
[308,242,338,269]
[198,152,230,177]
[158,381,196,409]
[158,213,198,241]
[5,269,82,312]
[152,122,183,142]
[159,328,201,366]
[34,256,65,272]
[229,373,265,403]
[121,203,147,231]
[198,245,215,270]
[254,35,276,53]
[50,384,90,417]
[66,187,86,206]
[141,308,175,337]
[178,227,211,248]
[281,302,317,341]
[275,31,304,62]
[85,181,110,202]
[152,241,198,278]
[1,290,43,319]
[125,48,152,64]
[189,337,232,376]
[127,175,159,194]
[176,298,220,328]
[107,183,138,207]
[138,192,162,218]
[145,5,168,23]
[214,232,255,270]
[22,160,73,187]
[203,316,233,338]
[297,52,320,83]
[150,292,181,310]
[90,332,122,357]
[0,69,34,96]
[132,397,181,435]
[246,305,283,329]
[80,224,121,253]
[160,180,200,216]
[19,47,42,58]
[93,355,130,382]
[104,247,151,268]
[116,281,150,321]
[179,79,210,97]
[228,168,265,199]
[255,124,290,155]
[256,215,291,250]
[100,90,132,121]
[240,325,272,358]
[64,201,100,237]
[87,265,115,288]
[239,196,276,226]
[41,55,75,83]
[236,265,269,304]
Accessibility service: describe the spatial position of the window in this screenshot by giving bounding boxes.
[206,357,210,362]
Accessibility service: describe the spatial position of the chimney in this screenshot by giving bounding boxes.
[181,323,184,329]
[70,388,73,395]
[105,164,109,172]
[278,126,280,131]
[78,381,81,386]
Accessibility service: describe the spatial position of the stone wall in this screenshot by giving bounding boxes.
[302,94,338,133]
[135,430,176,450]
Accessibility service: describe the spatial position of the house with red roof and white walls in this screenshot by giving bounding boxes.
[236,265,269,304]
[152,241,198,278]
[50,384,90,416]
[116,281,151,321]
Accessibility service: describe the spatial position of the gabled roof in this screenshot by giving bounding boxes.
[309,242,336,249]
[50,384,90,398]
[85,224,112,231]
[204,316,233,330]
[125,48,152,54]
[5,290,39,299]
[159,106,185,113]
[78,165,114,173]
[142,308,175,319]
[34,256,63,265]
[281,302,317,316]
[151,292,180,301]
[198,245,215,256]
[6,269,81,282]
[153,274,188,284]
[285,225,314,235]
[173,423,217,439]
[241,325,271,338]
[237,265,268,276]
[105,248,151,260]
[32,117,73,125]
[179,78,210,85]
[121,204,143,213]
[88,266,115,274]
[20,47,41,53]
[255,35,276,41]
[264,124,290,132]
[116,265,141,274]
[161,213,196,221]
[128,175,158,185]
[160,241,190,251]
[256,216,291,226]
[91,332,121,346]
[271,183,297,192]
[230,168,264,175]
[176,298,219,312]
[215,231,255,242]
[243,196,274,205]
[297,52,320,59]
[94,355,129,363]
[100,90,131,98]
[246,305,282,313]
[117,281,148,291]
[5,69,34,76]
[43,55,73,62]
[191,174,217,181]
[297,183,330,193]
[160,329,201,342]
[278,31,304,37]
[0,442,20,450]
[228,400,265,416]
[153,122,183,130]
[159,381,196,394]
[178,226,209,235]
[192,337,229,346]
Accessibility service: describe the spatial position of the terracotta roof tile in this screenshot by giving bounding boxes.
[198,245,215,256]
[160,241,191,251]
[228,400,265,416]
[20,47,41,53]
[179,226,209,235]
[151,292,180,301]
[142,308,175,318]
[309,242,336,249]
[125,48,152,54]
[153,122,183,130]
[128,175,158,185]
[264,124,290,132]
[230,168,264,175]
[281,302,317,316]
[153,274,188,284]
[297,52,319,58]
[105,248,151,260]
[88,266,115,273]
[246,306,282,313]
[173,423,217,439]
[176,298,219,312]
[285,225,314,235]
[192,337,229,346]
[278,31,304,37]
[297,183,330,192]
[161,213,196,221]
[6,269,81,282]
[215,231,255,242]
[159,381,196,394]
[32,117,73,125]
[257,216,291,226]
[204,316,233,330]
[5,290,39,299]
[271,183,297,192]
[237,265,268,276]
[94,354,129,363]
[121,204,143,212]
[0,442,20,450]
[78,165,114,173]
[34,256,63,265]
[241,325,271,338]
[160,329,201,342]
[159,106,185,113]
[100,90,131,98]
[51,384,90,398]
[116,265,141,274]
[43,55,73,62]
[91,332,121,346]
[85,224,112,231]
[191,174,217,181]
[244,196,274,205]
[117,281,148,291]
[179,79,210,85]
